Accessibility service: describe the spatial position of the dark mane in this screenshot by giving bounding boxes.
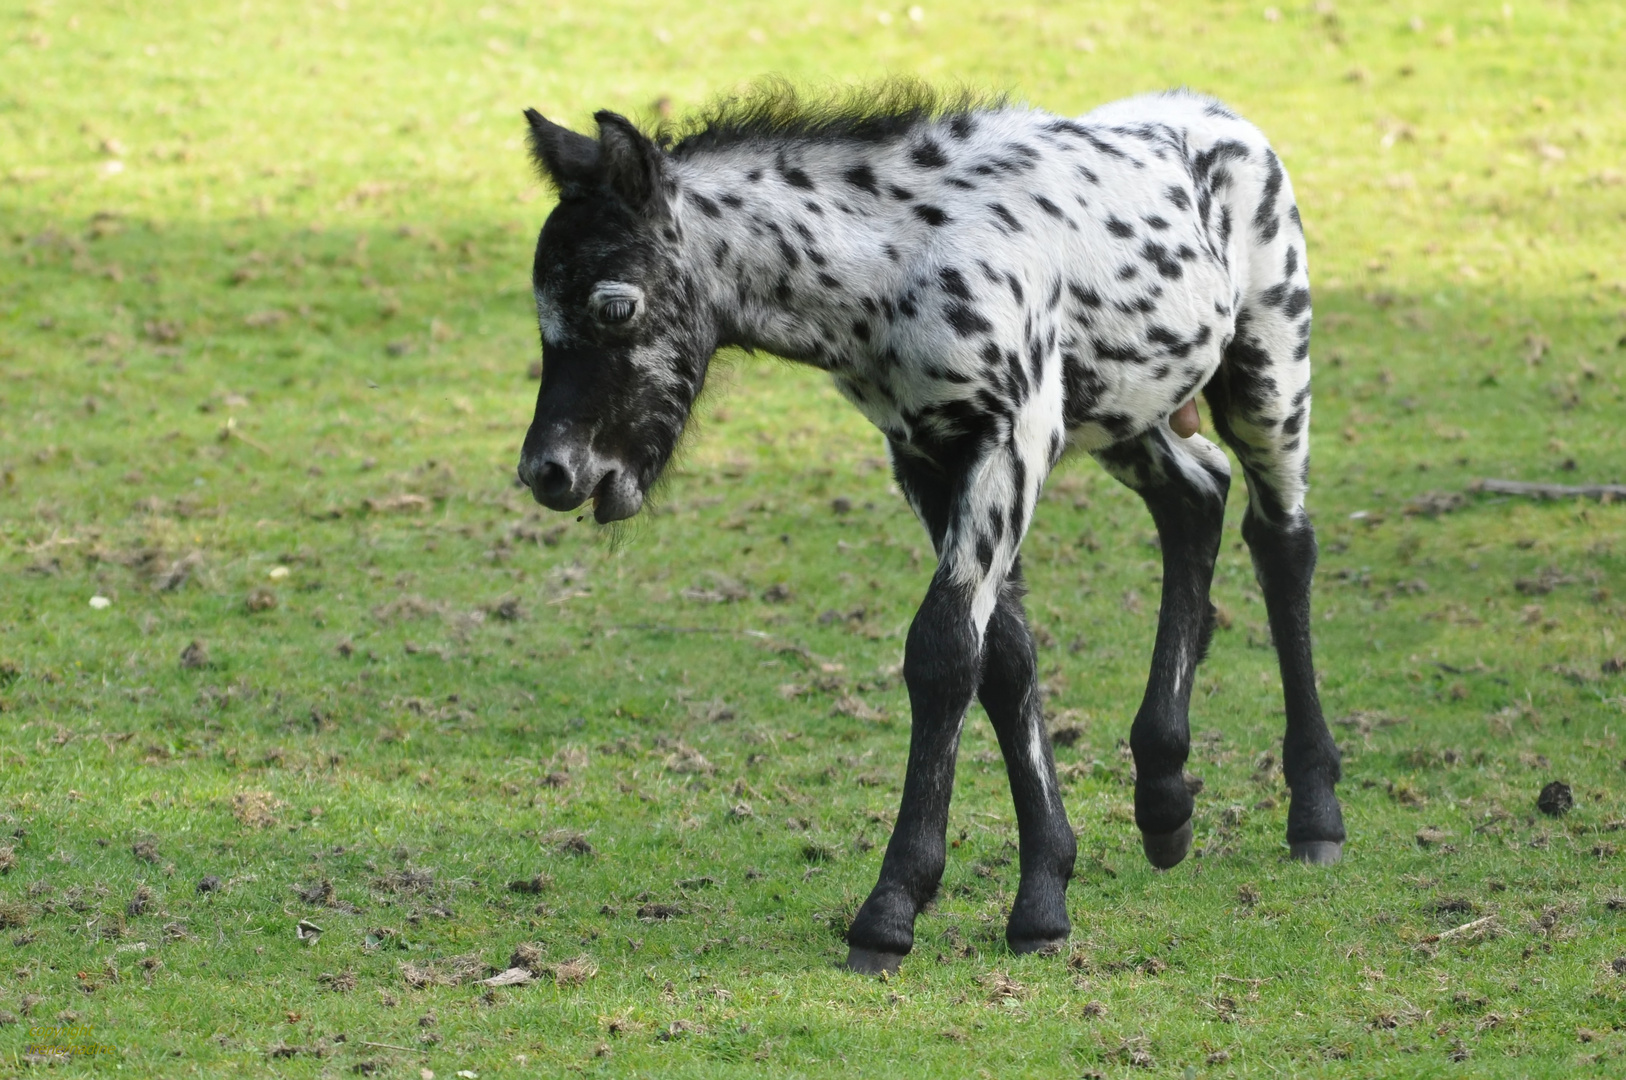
[664,78,1009,156]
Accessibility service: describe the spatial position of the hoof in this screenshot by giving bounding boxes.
[1008,936,1068,957]
[1290,840,1343,865]
[845,947,905,976]
[1140,820,1193,870]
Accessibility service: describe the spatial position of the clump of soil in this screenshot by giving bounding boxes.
[1537,781,1573,817]
[179,640,210,669]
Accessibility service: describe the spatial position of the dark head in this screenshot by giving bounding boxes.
[515,108,715,523]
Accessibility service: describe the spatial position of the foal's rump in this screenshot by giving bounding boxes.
[1080,91,1317,522]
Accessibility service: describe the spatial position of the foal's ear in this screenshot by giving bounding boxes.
[594,111,668,216]
[523,108,600,192]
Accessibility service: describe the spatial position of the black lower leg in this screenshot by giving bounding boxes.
[1242,510,1345,862]
[846,575,980,972]
[979,567,1076,952]
[1119,445,1228,869]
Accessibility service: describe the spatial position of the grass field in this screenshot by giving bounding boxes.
[2,0,1625,1076]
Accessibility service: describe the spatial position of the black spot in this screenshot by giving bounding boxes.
[1217,206,1233,245]
[1113,295,1158,315]
[720,193,744,209]
[979,342,1002,366]
[746,169,763,182]
[805,247,827,267]
[782,165,815,190]
[774,277,794,304]
[711,239,730,268]
[948,115,976,140]
[1106,216,1135,239]
[1143,214,1170,230]
[793,221,815,241]
[1254,150,1284,242]
[1289,204,1303,231]
[976,536,995,573]
[1092,337,1148,363]
[945,176,975,190]
[988,203,1023,233]
[912,204,949,226]
[1005,274,1023,304]
[776,236,800,270]
[1075,164,1100,184]
[1203,99,1239,119]
[1140,241,1184,280]
[911,140,948,168]
[1068,282,1103,308]
[897,294,918,318]
[843,164,880,195]
[938,268,973,300]
[1032,193,1064,218]
[1283,246,1298,277]
[805,200,824,215]
[851,319,871,343]
[889,184,914,201]
[1165,185,1191,211]
[818,272,842,290]
[686,190,722,218]
[1294,319,1312,361]
[883,244,901,262]
[1117,264,1140,281]
[1282,286,1310,319]
[945,304,992,337]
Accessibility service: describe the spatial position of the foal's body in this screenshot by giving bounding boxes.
[516,87,1345,975]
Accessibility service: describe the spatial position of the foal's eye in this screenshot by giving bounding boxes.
[598,298,637,325]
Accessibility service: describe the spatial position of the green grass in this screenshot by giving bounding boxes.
[2,0,1625,1076]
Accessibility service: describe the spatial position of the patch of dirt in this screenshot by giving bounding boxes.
[363,493,431,514]
[231,792,283,828]
[663,744,714,775]
[507,875,552,895]
[636,903,683,921]
[295,880,335,906]
[244,589,277,613]
[545,830,594,856]
[371,869,435,894]
[317,970,356,993]
[179,640,209,669]
[0,845,14,874]
[978,971,1027,1004]
[399,953,486,988]
[125,885,153,916]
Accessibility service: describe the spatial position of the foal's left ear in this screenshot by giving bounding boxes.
[594,111,668,216]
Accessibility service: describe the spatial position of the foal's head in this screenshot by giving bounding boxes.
[515,110,713,523]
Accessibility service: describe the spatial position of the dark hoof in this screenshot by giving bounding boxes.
[845,947,905,976]
[1140,820,1193,869]
[1290,840,1343,865]
[1008,936,1068,957]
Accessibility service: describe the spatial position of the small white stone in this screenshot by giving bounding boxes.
[89,595,112,609]
[268,566,290,580]
[907,5,924,21]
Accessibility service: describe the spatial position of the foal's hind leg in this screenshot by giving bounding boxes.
[1206,315,1346,863]
[1094,427,1231,869]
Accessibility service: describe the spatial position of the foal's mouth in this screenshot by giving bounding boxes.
[589,468,645,524]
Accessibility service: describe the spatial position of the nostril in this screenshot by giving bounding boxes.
[537,459,572,497]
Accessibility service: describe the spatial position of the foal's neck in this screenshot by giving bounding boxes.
[670,149,904,369]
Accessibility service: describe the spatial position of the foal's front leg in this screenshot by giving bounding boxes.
[979,563,1076,953]
[845,568,982,974]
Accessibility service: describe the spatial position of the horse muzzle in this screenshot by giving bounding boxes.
[517,444,645,523]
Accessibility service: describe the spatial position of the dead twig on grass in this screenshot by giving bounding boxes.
[1471,479,1626,502]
